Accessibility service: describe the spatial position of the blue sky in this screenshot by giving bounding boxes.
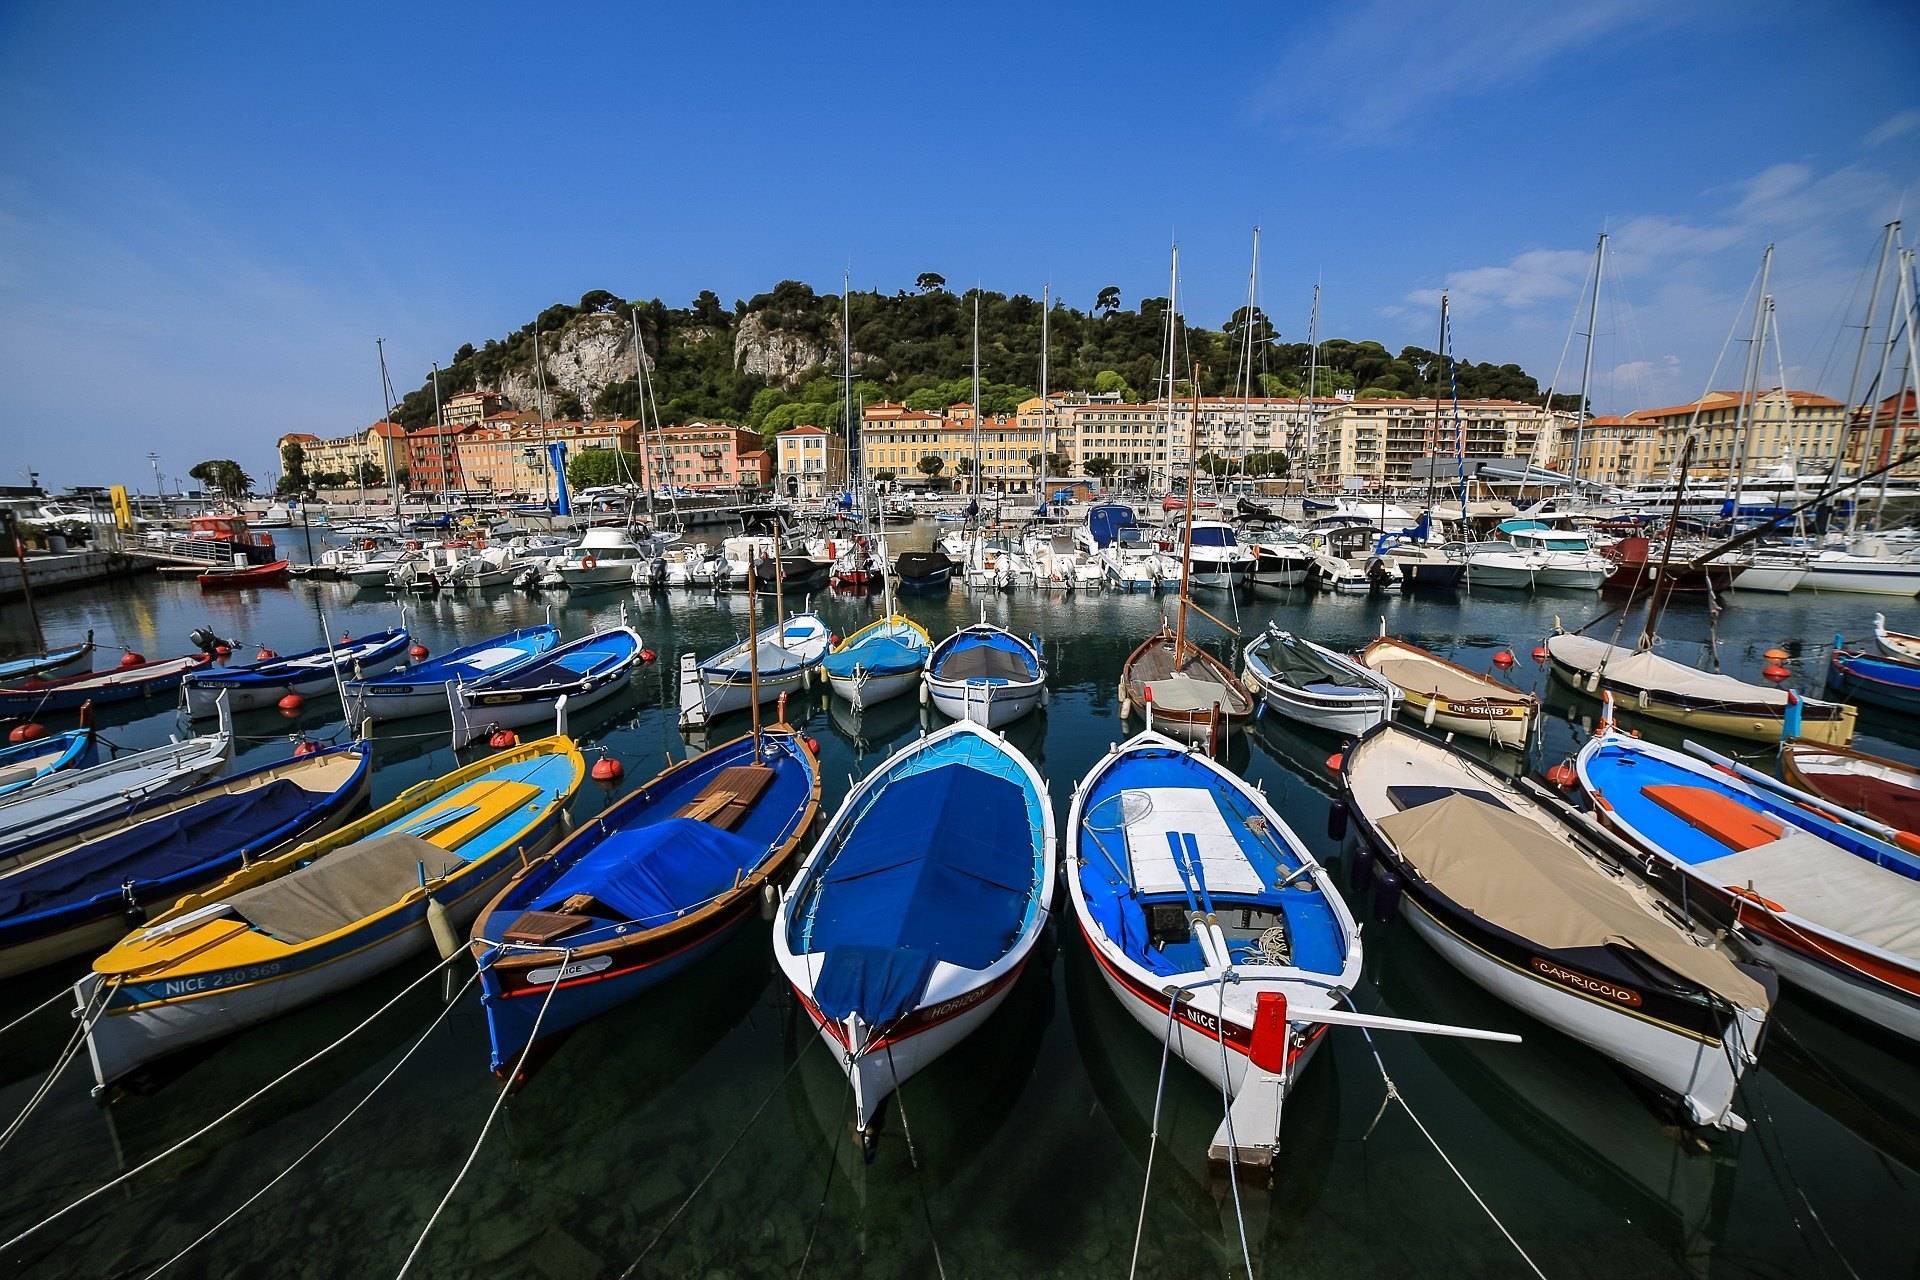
[1,0,1916,488]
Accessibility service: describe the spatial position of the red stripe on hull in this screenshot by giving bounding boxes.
[791,955,1029,1055]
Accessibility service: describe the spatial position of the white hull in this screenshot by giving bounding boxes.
[826,667,921,711]
[1532,565,1607,590]
[346,684,460,721]
[453,667,631,744]
[925,676,1044,728]
[682,665,809,726]
[1245,675,1395,737]
[1403,899,1756,1129]
[807,975,1023,1132]
[1731,921,1920,1044]
[184,650,407,716]
[1799,560,1920,596]
[79,855,527,1088]
[1732,565,1806,593]
[1465,560,1534,589]
[547,561,646,590]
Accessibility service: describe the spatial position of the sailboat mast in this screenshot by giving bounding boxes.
[1040,283,1051,480]
[1162,244,1179,494]
[746,559,763,754]
[1639,434,1696,651]
[1728,244,1774,525]
[1854,241,1910,535]
[375,337,402,515]
[1427,293,1446,514]
[1832,222,1897,527]
[631,309,657,525]
[1571,232,1607,494]
[1239,227,1260,489]
[1176,368,1201,661]
[430,362,446,511]
[972,291,982,505]
[1303,281,1320,491]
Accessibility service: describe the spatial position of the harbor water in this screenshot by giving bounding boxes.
[0,530,1915,1278]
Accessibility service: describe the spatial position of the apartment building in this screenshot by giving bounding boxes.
[455,418,639,495]
[1308,399,1556,487]
[278,421,409,485]
[405,423,475,493]
[438,389,509,427]
[861,402,1045,492]
[774,425,846,499]
[1551,414,1660,487]
[644,422,770,491]
[1635,389,1847,479]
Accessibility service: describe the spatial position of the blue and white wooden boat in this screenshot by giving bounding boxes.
[0,706,234,850]
[0,654,204,716]
[0,727,97,799]
[822,615,931,710]
[1577,697,1920,1044]
[343,624,561,721]
[0,631,93,683]
[1828,642,1920,714]
[473,725,821,1073]
[923,618,1046,728]
[183,629,411,717]
[79,737,582,1088]
[677,613,831,729]
[774,719,1053,1143]
[1066,728,1364,1173]
[452,625,643,748]
[0,742,370,979]
[1242,625,1401,736]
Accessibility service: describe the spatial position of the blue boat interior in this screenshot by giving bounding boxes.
[1075,744,1348,979]
[485,734,814,944]
[822,635,928,679]
[0,730,96,797]
[791,732,1045,1026]
[204,630,405,684]
[482,631,634,690]
[372,627,559,687]
[929,627,1039,686]
[1585,741,1920,881]
[0,643,85,682]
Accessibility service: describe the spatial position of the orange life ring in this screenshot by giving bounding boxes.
[582,554,599,570]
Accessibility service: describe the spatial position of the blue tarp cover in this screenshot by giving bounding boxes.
[808,762,1032,1024]
[538,818,761,926]
[821,637,926,679]
[0,779,314,920]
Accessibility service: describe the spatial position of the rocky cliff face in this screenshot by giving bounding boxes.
[494,312,648,415]
[733,312,835,386]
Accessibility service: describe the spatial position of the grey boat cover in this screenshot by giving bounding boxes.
[1378,794,1767,1008]
[936,645,1035,682]
[1710,831,1920,961]
[1547,634,1834,711]
[226,832,454,944]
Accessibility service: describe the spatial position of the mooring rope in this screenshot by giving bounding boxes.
[1129,979,1202,1280]
[1212,987,1255,1279]
[143,964,484,1278]
[393,949,569,1279]
[0,984,77,1042]
[794,1066,854,1279]
[0,978,117,1155]
[885,1040,949,1280]
[3,947,465,1254]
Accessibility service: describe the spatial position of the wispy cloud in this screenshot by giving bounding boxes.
[1254,0,1672,141]
[1863,108,1920,148]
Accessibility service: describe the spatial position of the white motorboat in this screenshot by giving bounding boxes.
[1250,534,1314,594]
[1462,541,1536,589]
[542,527,662,591]
[1798,541,1920,596]
[1502,522,1610,590]
[1175,520,1254,591]
[1241,626,1401,735]
[677,613,832,729]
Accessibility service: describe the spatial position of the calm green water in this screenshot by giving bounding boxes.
[0,528,1915,1278]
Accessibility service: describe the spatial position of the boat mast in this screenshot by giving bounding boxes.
[430,361,447,512]
[1858,245,1914,533]
[1728,243,1774,527]
[1878,249,1920,527]
[971,292,982,561]
[746,558,763,756]
[1303,281,1320,493]
[1833,221,1897,533]
[1426,293,1447,517]
[1162,243,1179,495]
[1175,366,1201,661]
[1570,232,1607,495]
[630,309,657,526]
[1238,227,1260,494]
[1638,433,1696,651]
[1040,282,1050,481]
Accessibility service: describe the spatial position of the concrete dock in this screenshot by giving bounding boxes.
[0,550,152,601]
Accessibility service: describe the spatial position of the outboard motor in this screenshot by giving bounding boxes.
[189,626,234,655]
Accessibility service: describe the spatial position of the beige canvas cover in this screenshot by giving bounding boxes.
[1364,645,1522,703]
[1711,832,1920,961]
[1548,633,1813,710]
[225,832,453,944]
[1377,794,1768,1008]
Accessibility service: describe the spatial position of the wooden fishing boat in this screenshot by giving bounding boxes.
[1343,723,1770,1130]
[678,615,830,729]
[1577,700,1920,1044]
[1600,536,1738,596]
[343,624,559,721]
[80,736,583,1089]
[0,654,204,716]
[1066,728,1513,1177]
[1828,646,1920,714]
[0,704,233,849]
[923,618,1047,728]
[0,725,97,799]
[1241,626,1400,736]
[1547,632,1856,745]
[183,629,411,717]
[0,631,94,683]
[453,626,643,748]
[473,725,820,1073]
[822,615,930,710]
[1118,624,1252,748]
[774,719,1053,1147]
[1874,613,1920,662]
[1358,634,1536,749]
[1780,740,1920,835]
[196,559,292,590]
[0,743,370,979]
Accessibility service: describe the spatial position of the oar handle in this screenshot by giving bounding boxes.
[1294,1005,1523,1044]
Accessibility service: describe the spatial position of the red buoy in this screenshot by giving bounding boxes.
[8,722,48,744]
[591,757,624,782]
[639,648,657,665]
[804,736,821,757]
[277,692,304,711]
[292,738,319,758]
[489,729,519,749]
[1546,763,1577,788]
[1764,647,1790,663]
[409,644,429,661]
[256,648,277,662]
[1325,752,1344,774]
[1531,645,1548,663]
[119,651,145,668]
[1492,649,1516,668]
[828,635,840,648]
[1762,664,1791,681]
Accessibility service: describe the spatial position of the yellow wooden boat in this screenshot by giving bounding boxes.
[78,736,585,1089]
[1359,636,1537,750]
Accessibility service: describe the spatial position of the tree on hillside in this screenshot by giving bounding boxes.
[1096,286,1121,315]
[915,272,946,293]
[1092,369,1132,399]
[188,459,253,500]
[917,454,945,479]
[354,460,386,488]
